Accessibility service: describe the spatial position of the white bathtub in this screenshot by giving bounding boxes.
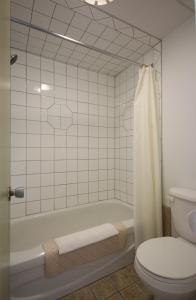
[10,200,135,300]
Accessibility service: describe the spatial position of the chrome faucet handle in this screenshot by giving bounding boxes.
[8,187,24,201]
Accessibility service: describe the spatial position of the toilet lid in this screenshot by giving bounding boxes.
[136,237,196,280]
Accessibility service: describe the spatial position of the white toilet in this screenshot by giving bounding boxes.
[134,187,196,300]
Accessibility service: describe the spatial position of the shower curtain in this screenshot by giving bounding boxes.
[133,66,162,248]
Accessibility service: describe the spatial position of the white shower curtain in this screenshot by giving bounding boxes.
[133,66,162,248]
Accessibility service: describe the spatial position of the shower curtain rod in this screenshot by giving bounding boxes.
[11,17,150,68]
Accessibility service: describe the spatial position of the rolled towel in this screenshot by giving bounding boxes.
[55,223,119,255]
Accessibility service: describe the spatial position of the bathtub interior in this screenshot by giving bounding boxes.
[11,200,133,253]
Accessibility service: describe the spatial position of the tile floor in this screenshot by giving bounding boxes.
[58,264,153,300]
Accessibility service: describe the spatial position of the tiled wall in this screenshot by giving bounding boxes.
[11,43,161,218]
[114,65,137,204]
[11,49,115,218]
[114,44,162,205]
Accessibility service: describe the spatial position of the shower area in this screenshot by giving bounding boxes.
[10,0,161,299]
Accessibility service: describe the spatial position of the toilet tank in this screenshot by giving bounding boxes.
[169,187,196,244]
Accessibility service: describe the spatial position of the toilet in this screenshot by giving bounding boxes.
[134,187,196,300]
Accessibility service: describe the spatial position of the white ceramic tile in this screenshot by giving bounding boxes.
[67,195,77,207]
[78,67,88,80]
[31,12,51,30]
[67,65,77,78]
[41,135,54,148]
[53,5,73,23]
[41,173,54,186]
[41,57,54,72]
[11,133,26,148]
[11,105,26,120]
[27,161,40,174]
[55,61,66,75]
[41,161,54,173]
[11,119,26,133]
[27,66,40,81]
[11,3,32,22]
[27,80,41,94]
[27,107,40,121]
[78,182,88,194]
[89,181,98,193]
[11,91,26,106]
[55,173,66,185]
[34,0,55,17]
[27,174,40,187]
[11,77,26,92]
[71,13,90,31]
[27,187,40,201]
[41,198,54,212]
[55,74,66,87]
[11,203,26,219]
[50,19,68,35]
[67,183,77,196]
[55,160,66,173]
[11,161,26,175]
[27,94,40,108]
[11,63,26,78]
[11,148,26,162]
[27,121,40,134]
[41,148,54,161]
[87,21,105,36]
[67,172,77,184]
[27,148,41,161]
[26,134,40,148]
[55,148,66,160]
[55,197,66,210]
[27,201,40,215]
[55,185,66,197]
[89,192,98,203]
[41,122,54,135]
[27,53,40,68]
[11,175,26,189]
[78,194,88,204]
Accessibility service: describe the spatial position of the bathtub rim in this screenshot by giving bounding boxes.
[11,199,133,224]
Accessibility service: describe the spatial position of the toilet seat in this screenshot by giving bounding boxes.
[136,237,196,280]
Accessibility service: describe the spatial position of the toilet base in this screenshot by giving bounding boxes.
[134,258,196,300]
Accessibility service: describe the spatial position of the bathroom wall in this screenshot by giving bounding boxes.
[162,17,196,205]
[10,49,115,218]
[114,45,162,205]
[11,43,161,218]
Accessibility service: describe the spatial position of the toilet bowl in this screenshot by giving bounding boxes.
[135,237,196,300]
[134,187,196,300]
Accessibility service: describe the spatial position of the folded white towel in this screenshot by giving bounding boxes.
[55,223,118,255]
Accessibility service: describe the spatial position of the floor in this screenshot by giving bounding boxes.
[58,264,153,300]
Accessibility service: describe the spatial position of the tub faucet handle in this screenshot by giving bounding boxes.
[8,187,24,201]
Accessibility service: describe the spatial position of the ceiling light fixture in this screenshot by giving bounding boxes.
[84,0,114,6]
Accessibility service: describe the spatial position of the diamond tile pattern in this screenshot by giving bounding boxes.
[11,0,160,76]
[47,103,73,129]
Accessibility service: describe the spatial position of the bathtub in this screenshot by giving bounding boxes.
[10,200,135,300]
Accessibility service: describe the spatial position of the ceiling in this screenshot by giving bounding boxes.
[11,0,161,76]
[102,0,194,38]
